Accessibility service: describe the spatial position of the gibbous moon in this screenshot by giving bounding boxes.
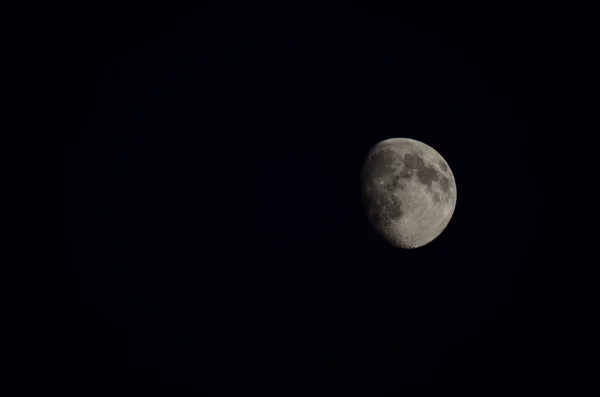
[360,138,457,249]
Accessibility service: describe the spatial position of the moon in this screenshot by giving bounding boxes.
[360,138,457,249]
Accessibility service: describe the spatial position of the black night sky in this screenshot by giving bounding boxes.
[54,2,575,390]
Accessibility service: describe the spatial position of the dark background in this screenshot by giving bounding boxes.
[49,1,579,390]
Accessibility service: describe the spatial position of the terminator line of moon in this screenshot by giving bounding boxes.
[360,138,457,249]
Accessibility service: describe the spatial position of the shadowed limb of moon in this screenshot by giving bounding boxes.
[360,138,457,249]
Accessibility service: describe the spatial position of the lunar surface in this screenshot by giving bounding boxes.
[360,138,457,249]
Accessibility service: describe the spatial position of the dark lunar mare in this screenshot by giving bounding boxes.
[364,147,398,180]
[439,176,450,192]
[362,147,404,228]
[402,152,441,187]
[438,160,448,172]
[366,192,403,228]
